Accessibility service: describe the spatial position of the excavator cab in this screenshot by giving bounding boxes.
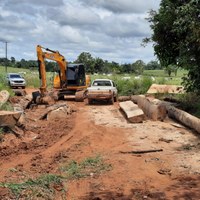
[53,64,86,88]
[67,64,86,86]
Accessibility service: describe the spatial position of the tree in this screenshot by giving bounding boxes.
[10,57,16,66]
[132,60,145,75]
[145,0,200,92]
[146,60,161,70]
[75,52,95,73]
[94,57,104,73]
[20,59,27,68]
[121,63,132,73]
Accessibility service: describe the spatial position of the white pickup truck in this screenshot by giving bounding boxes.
[86,79,118,104]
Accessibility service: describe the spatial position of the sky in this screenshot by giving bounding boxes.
[0,0,161,64]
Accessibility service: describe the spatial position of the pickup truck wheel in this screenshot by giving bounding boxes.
[114,96,118,102]
[88,98,93,105]
[110,96,114,105]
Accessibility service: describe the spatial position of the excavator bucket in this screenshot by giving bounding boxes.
[32,91,56,105]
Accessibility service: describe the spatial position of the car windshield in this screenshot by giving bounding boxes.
[10,74,21,78]
[93,81,111,86]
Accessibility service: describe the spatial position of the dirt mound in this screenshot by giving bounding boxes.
[0,103,74,181]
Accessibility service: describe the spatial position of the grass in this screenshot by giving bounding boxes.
[0,174,66,200]
[60,155,112,179]
[114,77,153,96]
[0,155,111,199]
[91,69,187,95]
[0,65,187,96]
[0,66,53,89]
[3,65,199,116]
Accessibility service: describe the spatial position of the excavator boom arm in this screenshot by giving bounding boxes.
[36,45,67,95]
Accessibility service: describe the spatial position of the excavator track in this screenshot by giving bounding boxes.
[75,90,86,102]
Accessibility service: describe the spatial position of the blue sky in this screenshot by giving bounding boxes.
[0,0,160,63]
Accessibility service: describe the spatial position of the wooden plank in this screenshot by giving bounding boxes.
[119,101,145,123]
[147,84,184,94]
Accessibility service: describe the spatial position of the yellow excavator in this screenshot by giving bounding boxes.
[33,45,90,104]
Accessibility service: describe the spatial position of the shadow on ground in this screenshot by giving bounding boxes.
[81,189,167,200]
[81,175,200,200]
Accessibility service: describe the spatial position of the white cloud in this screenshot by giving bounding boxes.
[79,0,160,13]
[0,0,161,63]
[46,3,101,27]
[4,0,64,7]
[102,14,150,38]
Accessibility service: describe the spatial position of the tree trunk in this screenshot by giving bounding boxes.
[149,98,200,134]
[166,105,200,134]
[131,95,167,121]
[118,96,131,102]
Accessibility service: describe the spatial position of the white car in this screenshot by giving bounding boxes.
[87,79,118,104]
[7,73,26,89]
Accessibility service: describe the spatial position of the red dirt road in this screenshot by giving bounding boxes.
[0,92,200,199]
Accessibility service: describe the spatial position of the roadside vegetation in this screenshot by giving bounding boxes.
[2,65,199,117]
[0,155,111,199]
[0,65,186,96]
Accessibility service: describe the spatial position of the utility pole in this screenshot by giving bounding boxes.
[5,41,8,73]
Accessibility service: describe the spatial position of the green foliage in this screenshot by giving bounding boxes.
[0,66,54,89]
[115,77,153,96]
[75,52,95,73]
[0,102,13,111]
[145,60,162,70]
[133,60,145,75]
[0,174,65,199]
[0,73,15,97]
[176,93,200,117]
[61,155,112,179]
[157,77,166,85]
[164,64,178,77]
[92,69,186,96]
[146,0,200,93]
[0,57,56,72]
[0,128,4,142]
